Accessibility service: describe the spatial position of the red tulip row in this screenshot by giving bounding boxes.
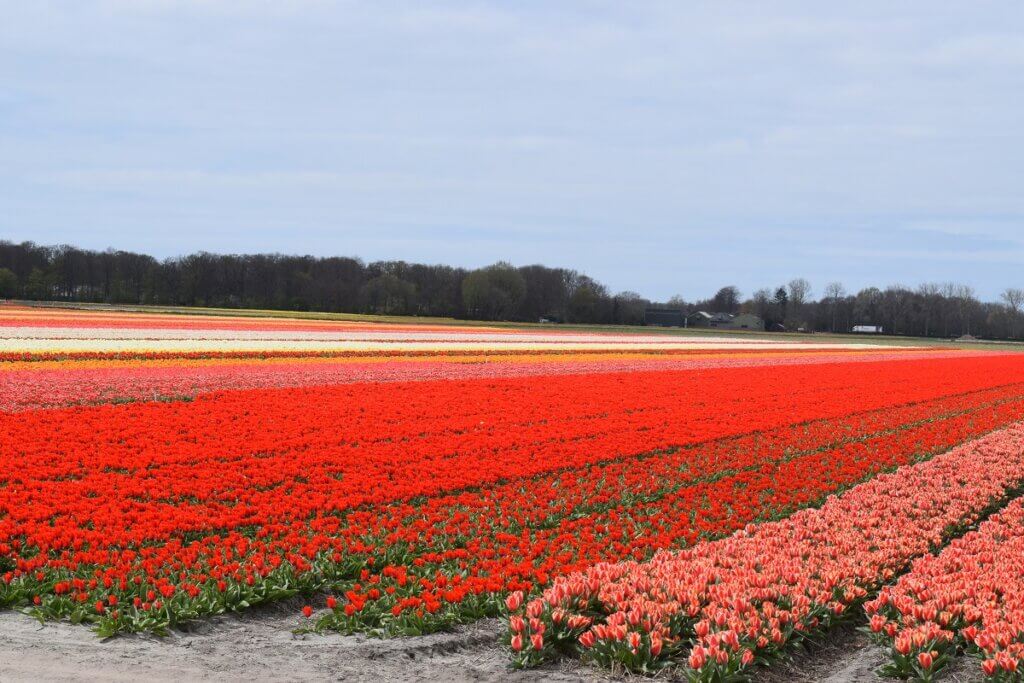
[504,421,1024,679]
[867,496,1024,681]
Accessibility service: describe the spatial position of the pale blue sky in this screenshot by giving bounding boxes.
[2,2,1023,301]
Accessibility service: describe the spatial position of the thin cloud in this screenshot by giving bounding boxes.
[1,2,1023,300]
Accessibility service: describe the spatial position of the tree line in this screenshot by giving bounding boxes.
[0,241,648,325]
[1,240,1021,338]
[688,280,1024,340]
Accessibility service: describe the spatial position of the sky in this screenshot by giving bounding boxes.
[2,2,1023,302]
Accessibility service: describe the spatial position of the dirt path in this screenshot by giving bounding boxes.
[751,625,983,683]
[0,603,594,683]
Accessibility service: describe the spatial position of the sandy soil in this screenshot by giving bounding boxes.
[0,602,595,683]
[751,624,983,683]
[0,605,985,683]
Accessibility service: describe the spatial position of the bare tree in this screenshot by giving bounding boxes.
[917,283,941,337]
[1002,288,1024,338]
[787,278,812,306]
[823,281,846,332]
[953,284,977,336]
[880,285,912,335]
[854,287,883,327]
[787,278,812,328]
[710,286,742,314]
[750,288,773,322]
[612,291,648,325]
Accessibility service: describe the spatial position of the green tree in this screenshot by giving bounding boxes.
[771,286,788,327]
[358,274,417,315]
[462,262,526,320]
[25,267,53,300]
[567,276,609,323]
[0,267,17,298]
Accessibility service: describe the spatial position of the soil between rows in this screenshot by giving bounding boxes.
[750,624,983,683]
[0,600,591,683]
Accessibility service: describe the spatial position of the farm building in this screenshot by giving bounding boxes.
[729,313,765,330]
[686,311,765,331]
[644,307,685,327]
[686,311,715,327]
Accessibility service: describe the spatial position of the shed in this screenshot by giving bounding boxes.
[730,313,765,331]
[644,307,685,327]
[685,311,714,328]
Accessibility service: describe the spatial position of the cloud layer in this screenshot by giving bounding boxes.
[2,2,1023,300]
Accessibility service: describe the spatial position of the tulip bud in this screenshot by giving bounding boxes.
[505,592,523,612]
[650,632,663,657]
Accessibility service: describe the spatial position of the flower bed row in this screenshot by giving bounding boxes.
[867,496,1024,681]
[1,349,958,412]
[0,307,501,333]
[504,420,1024,679]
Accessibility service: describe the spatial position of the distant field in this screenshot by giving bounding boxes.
[7,298,1014,350]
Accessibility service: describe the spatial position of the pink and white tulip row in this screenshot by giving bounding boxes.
[867,496,1024,681]
[504,422,1024,680]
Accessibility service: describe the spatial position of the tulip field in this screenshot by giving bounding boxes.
[5,303,1024,680]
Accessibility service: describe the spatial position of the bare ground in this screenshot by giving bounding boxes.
[0,605,985,683]
[0,601,595,683]
[751,624,983,683]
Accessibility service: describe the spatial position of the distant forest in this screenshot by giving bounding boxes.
[1,240,1022,339]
